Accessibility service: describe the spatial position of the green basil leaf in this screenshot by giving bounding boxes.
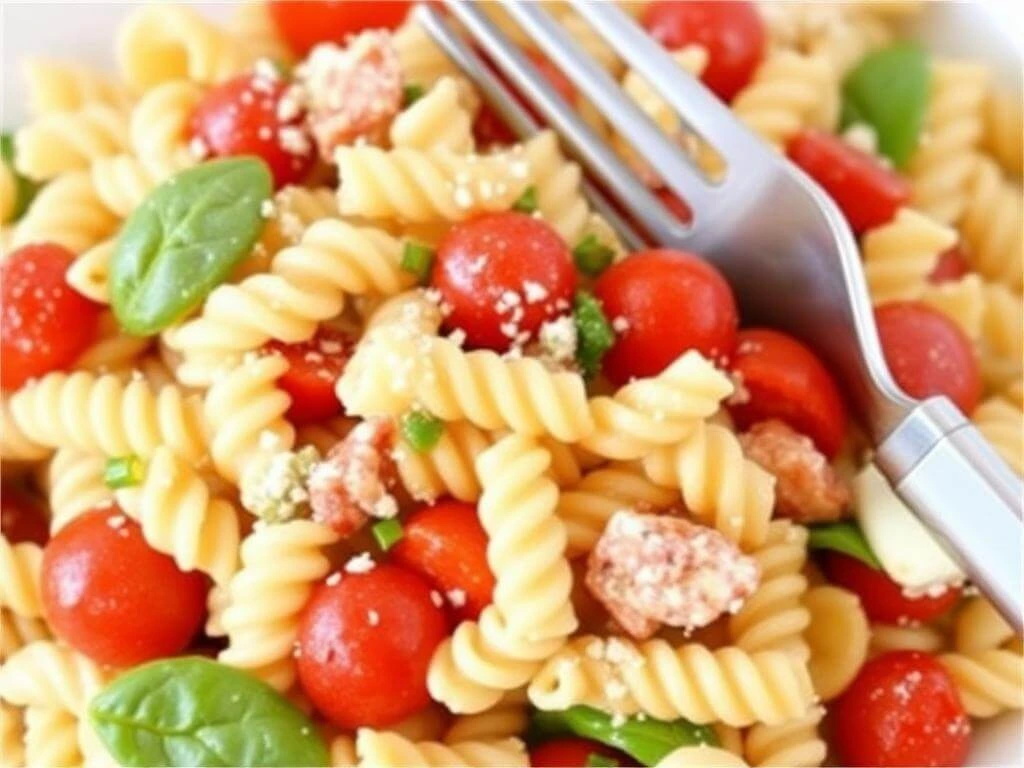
[841,43,930,168]
[808,520,882,570]
[530,706,718,766]
[1,132,40,222]
[89,656,328,767]
[573,290,614,380]
[110,157,272,335]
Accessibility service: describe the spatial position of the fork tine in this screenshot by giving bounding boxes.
[413,4,645,250]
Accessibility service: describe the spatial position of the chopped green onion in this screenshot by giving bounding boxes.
[573,290,615,380]
[403,83,426,107]
[1,132,39,223]
[372,518,404,551]
[572,234,615,277]
[512,185,538,214]
[400,241,435,282]
[585,754,618,767]
[104,455,144,489]
[401,410,444,453]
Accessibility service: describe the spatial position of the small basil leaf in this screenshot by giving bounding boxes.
[530,706,718,766]
[89,656,328,767]
[573,291,614,380]
[808,520,882,570]
[1,132,40,222]
[841,43,930,168]
[110,157,272,335]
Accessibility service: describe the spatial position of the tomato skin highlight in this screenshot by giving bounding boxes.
[642,1,765,102]
[833,651,970,767]
[1,486,49,546]
[787,130,912,234]
[1,244,103,391]
[268,0,412,57]
[727,328,847,458]
[296,563,449,729]
[391,500,495,622]
[265,328,353,426]
[433,212,576,352]
[41,507,208,666]
[530,738,632,767]
[875,301,982,415]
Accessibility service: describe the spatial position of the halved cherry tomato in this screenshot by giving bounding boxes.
[265,328,353,426]
[727,328,847,458]
[296,563,449,729]
[875,301,981,415]
[531,738,632,767]
[1,244,103,391]
[928,244,970,284]
[190,72,314,189]
[642,1,765,102]
[268,0,412,57]
[1,486,49,546]
[391,500,495,622]
[594,249,738,386]
[41,507,208,666]
[822,552,961,624]
[433,212,576,352]
[833,651,970,767]
[787,130,911,235]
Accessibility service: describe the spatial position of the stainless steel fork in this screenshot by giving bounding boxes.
[415,0,1023,627]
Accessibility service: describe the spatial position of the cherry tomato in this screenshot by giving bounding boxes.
[433,212,577,352]
[190,72,314,189]
[1,486,48,546]
[594,249,738,386]
[642,1,765,102]
[391,500,495,622]
[530,738,632,767]
[41,507,208,666]
[296,563,449,729]
[787,130,911,235]
[727,328,847,458]
[823,552,961,624]
[655,188,693,224]
[265,328,353,426]
[268,0,412,57]
[928,245,970,284]
[1,244,103,391]
[875,302,982,415]
[833,651,970,767]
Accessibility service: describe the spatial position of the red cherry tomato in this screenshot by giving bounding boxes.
[787,130,911,235]
[530,738,632,767]
[390,500,495,622]
[41,507,208,666]
[297,563,449,729]
[265,328,353,426]
[433,212,577,352]
[727,328,847,458]
[833,651,970,767]
[928,245,970,284]
[1,244,103,391]
[268,0,412,57]
[190,73,314,189]
[823,552,961,624]
[1,486,49,546]
[594,249,738,386]
[655,188,693,224]
[875,302,982,415]
[642,1,765,102]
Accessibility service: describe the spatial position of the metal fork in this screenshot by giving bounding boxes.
[416,0,1023,627]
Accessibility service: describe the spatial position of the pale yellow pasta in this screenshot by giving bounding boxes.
[0,641,110,715]
[294,416,357,456]
[802,585,869,701]
[917,274,986,341]
[66,238,115,304]
[939,648,1024,718]
[0,703,24,768]
[15,105,129,181]
[257,186,340,258]
[390,77,475,154]
[0,538,43,619]
[743,706,826,767]
[0,396,50,464]
[329,733,358,768]
[44,449,113,533]
[229,1,294,66]
[22,58,131,116]
[395,420,493,503]
[860,207,957,303]
[954,597,1017,653]
[523,132,590,246]
[90,154,161,218]
[11,170,119,253]
[657,745,750,768]
[0,609,51,664]
[807,10,892,78]
[443,690,529,744]
[72,311,153,373]
[973,397,1024,476]
[354,729,527,768]
[388,706,449,744]
[528,636,816,726]
[979,281,1024,392]
[0,164,15,225]
[128,80,204,179]
[393,19,461,89]
[23,708,81,768]
[869,622,946,656]
[218,520,339,691]
[983,87,1023,176]
[958,155,1023,291]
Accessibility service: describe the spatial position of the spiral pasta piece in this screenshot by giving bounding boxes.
[0,164,15,225]
[11,170,118,253]
[939,648,1024,718]
[90,153,162,218]
[393,20,461,89]
[917,273,985,341]
[522,132,590,246]
[257,186,340,257]
[395,420,493,503]
[868,622,946,657]
[1,609,51,663]
[0,396,50,464]
[65,237,115,304]
[973,397,1023,476]
[8,370,208,465]
[0,641,111,715]
[527,636,816,726]
[15,104,129,181]
[979,281,1023,392]
[0,702,24,768]
[390,77,474,153]
[22,58,131,116]
[958,155,1023,291]
[907,60,989,224]
[860,207,958,302]
[354,729,528,767]
[218,520,340,690]
[802,585,869,701]
[229,1,295,66]
[44,449,113,533]
[954,597,1017,653]
[72,311,153,373]
[983,87,1023,175]
[128,80,204,179]
[23,708,82,768]
[743,706,826,767]
[0,538,43,619]
[657,746,749,768]
[443,689,529,744]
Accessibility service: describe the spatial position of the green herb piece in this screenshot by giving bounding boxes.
[586,753,619,767]
[573,290,614,379]
[1,132,40,223]
[372,518,404,551]
[110,157,273,335]
[841,43,930,168]
[573,234,615,277]
[530,706,718,766]
[400,241,435,282]
[103,455,144,490]
[512,185,538,213]
[808,520,882,570]
[403,83,425,106]
[401,410,444,453]
[89,656,329,767]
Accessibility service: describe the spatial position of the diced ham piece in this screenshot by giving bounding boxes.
[739,419,851,523]
[298,30,402,160]
[585,510,760,640]
[308,418,398,536]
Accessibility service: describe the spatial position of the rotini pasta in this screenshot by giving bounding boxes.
[128,79,204,180]
[393,19,461,89]
[939,647,1024,718]
[958,155,1023,291]
[979,280,1024,392]
[657,745,750,768]
[743,706,826,767]
[390,77,475,154]
[0,641,110,716]
[72,310,153,374]
[15,105,129,181]
[802,585,870,701]
[860,207,958,303]
[44,449,113,533]
[10,170,119,253]
[394,419,493,503]
[66,237,115,304]
[0,396,51,465]
[0,703,24,768]
[228,1,295,67]
[0,609,51,664]
[353,729,528,767]
[522,132,590,247]
[0,538,43,619]
[972,397,1023,476]
[917,273,986,341]
[90,153,161,218]
[22,58,131,116]
[443,689,529,744]
[868,621,946,656]
[983,87,1023,176]
[953,597,1017,654]
[23,707,82,768]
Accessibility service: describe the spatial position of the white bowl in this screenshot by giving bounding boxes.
[2,2,1020,765]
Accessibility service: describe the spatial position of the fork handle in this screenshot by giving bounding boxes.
[875,396,1023,630]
